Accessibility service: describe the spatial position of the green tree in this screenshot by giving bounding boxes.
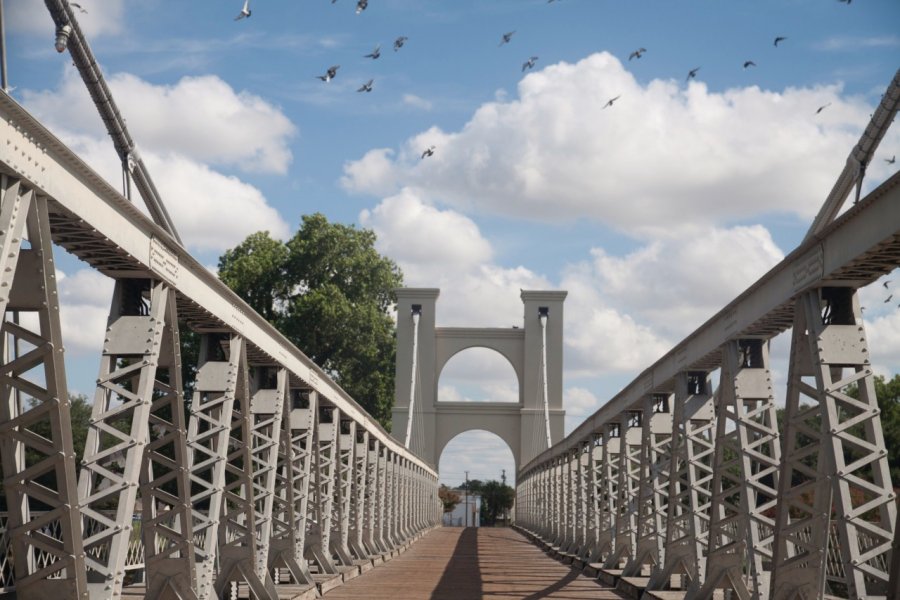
[218,214,403,427]
[478,479,515,526]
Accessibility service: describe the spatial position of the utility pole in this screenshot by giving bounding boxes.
[465,471,469,528]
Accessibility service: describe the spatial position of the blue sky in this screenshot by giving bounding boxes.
[6,0,900,486]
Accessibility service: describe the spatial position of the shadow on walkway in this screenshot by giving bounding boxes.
[430,527,481,599]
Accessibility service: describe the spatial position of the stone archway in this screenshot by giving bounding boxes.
[392,288,567,469]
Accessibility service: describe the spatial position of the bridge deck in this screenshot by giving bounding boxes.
[323,526,626,599]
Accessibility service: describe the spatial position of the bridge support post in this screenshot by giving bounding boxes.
[308,403,339,574]
[212,341,280,600]
[771,288,896,599]
[0,184,88,598]
[573,440,590,560]
[647,371,715,591]
[363,438,384,553]
[187,334,246,599]
[78,278,185,599]
[590,423,619,563]
[560,449,575,551]
[623,394,672,578]
[691,339,780,600]
[348,429,370,558]
[268,388,316,585]
[605,410,642,569]
[331,417,356,566]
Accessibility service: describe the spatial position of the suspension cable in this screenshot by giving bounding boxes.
[539,307,552,449]
[43,0,183,245]
[404,305,422,448]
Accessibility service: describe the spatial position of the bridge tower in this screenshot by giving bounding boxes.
[392,288,566,470]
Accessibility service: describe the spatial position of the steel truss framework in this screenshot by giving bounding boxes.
[0,93,440,598]
[517,71,900,600]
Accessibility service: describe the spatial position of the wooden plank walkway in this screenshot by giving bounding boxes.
[322,527,627,599]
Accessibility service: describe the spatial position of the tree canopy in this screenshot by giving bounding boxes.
[217,214,403,427]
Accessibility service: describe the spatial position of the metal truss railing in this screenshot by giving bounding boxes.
[517,70,900,600]
[0,90,440,598]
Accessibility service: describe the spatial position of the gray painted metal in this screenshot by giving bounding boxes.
[0,85,440,597]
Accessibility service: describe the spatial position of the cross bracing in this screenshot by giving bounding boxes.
[0,91,441,599]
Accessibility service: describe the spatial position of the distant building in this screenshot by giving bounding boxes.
[442,491,480,527]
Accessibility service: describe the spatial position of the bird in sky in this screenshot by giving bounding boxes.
[884,280,892,288]
[394,36,408,51]
[69,3,87,13]
[838,0,851,4]
[686,67,700,81]
[816,102,831,114]
[885,294,893,303]
[628,48,647,61]
[603,95,621,109]
[886,155,896,164]
[235,0,251,20]
[743,60,756,69]
[356,0,367,14]
[365,45,381,59]
[522,56,539,72]
[499,31,516,46]
[316,65,340,82]
[421,146,435,159]
[774,36,787,46]
[357,79,374,93]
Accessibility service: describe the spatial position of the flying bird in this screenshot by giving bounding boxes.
[885,294,893,303]
[628,48,646,60]
[886,155,896,164]
[365,44,381,59]
[743,60,756,69]
[815,102,831,114]
[421,146,435,159]
[774,36,787,47]
[394,36,408,51]
[603,95,621,109]
[884,280,892,288]
[357,79,374,93]
[522,56,538,71]
[686,67,700,81]
[316,65,340,82]
[837,0,851,4]
[235,0,251,20]
[69,2,87,13]
[499,31,516,46]
[356,0,367,14]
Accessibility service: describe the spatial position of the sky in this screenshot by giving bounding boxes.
[5,0,900,488]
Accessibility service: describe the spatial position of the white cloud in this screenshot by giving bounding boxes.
[564,387,602,433]
[23,69,296,174]
[57,269,114,356]
[343,52,885,234]
[8,1,125,38]
[402,94,433,111]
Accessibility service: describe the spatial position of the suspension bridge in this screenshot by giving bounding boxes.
[1,2,899,599]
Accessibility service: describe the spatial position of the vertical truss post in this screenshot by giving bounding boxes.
[573,440,590,560]
[213,341,278,599]
[0,187,87,598]
[387,453,401,545]
[77,278,174,598]
[269,388,316,585]
[186,333,242,600]
[348,428,369,559]
[692,339,779,600]
[587,433,602,561]
[624,393,672,578]
[363,437,383,554]
[772,288,896,599]
[400,458,412,540]
[330,416,355,566]
[549,456,561,545]
[373,441,389,552]
[308,403,338,574]
[140,287,197,600]
[648,371,715,591]
[606,410,642,569]
[559,449,574,550]
[591,423,620,563]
